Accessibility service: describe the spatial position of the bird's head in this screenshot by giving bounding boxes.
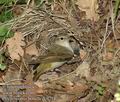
[52,35,80,56]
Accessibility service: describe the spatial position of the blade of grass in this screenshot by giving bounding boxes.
[114,0,120,19]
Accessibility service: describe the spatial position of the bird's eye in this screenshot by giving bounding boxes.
[60,37,63,40]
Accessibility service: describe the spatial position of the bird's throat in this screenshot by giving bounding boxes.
[56,41,73,53]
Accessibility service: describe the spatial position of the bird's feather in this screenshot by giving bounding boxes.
[30,44,74,64]
[33,61,65,81]
[33,44,74,81]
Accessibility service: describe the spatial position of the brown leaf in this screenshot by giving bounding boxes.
[80,49,87,60]
[51,2,64,14]
[25,42,39,56]
[76,61,90,78]
[62,81,88,94]
[3,64,21,84]
[1,64,23,101]
[34,81,44,94]
[102,52,114,61]
[21,74,44,102]
[25,74,44,94]
[76,0,99,21]
[5,32,25,61]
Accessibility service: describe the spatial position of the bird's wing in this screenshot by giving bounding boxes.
[33,54,72,81]
[40,54,73,63]
[33,63,52,81]
[33,45,74,81]
[28,54,73,65]
[30,44,74,64]
[47,44,74,56]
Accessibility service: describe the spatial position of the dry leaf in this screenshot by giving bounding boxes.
[61,82,88,95]
[23,74,44,101]
[67,83,88,93]
[106,39,115,49]
[106,39,120,49]
[52,95,69,102]
[25,42,39,56]
[2,64,23,101]
[3,68,18,82]
[102,52,114,61]
[51,2,64,14]
[34,81,44,94]
[76,61,90,78]
[5,32,25,61]
[3,64,22,84]
[80,49,87,60]
[76,0,99,21]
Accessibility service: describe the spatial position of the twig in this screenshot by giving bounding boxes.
[0,79,25,86]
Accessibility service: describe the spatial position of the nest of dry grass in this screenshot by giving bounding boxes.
[0,0,120,101]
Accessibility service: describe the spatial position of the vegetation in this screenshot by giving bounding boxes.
[0,0,119,102]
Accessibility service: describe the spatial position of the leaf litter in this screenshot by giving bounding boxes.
[5,32,26,61]
[0,0,120,102]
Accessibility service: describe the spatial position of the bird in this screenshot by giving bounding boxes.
[33,34,80,81]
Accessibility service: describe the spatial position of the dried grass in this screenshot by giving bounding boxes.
[0,0,120,101]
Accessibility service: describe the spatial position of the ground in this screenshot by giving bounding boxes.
[0,0,120,102]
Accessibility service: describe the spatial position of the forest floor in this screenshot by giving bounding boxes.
[0,0,120,102]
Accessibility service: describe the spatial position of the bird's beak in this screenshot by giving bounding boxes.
[74,48,80,56]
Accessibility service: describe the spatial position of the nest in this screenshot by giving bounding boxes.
[3,4,120,87]
[1,4,120,102]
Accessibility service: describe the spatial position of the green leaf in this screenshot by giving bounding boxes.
[0,0,15,5]
[0,54,6,71]
[0,25,9,36]
[0,63,6,70]
[96,85,105,96]
[114,0,120,19]
[0,54,4,63]
[0,25,14,41]
[36,0,45,7]
[0,9,14,22]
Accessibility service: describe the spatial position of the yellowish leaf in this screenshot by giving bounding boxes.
[76,0,99,21]
[5,32,25,61]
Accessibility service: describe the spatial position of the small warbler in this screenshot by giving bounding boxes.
[33,35,80,81]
